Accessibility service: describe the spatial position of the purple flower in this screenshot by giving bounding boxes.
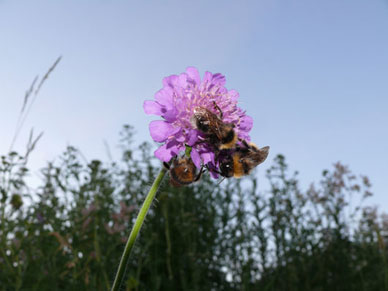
[144,67,253,177]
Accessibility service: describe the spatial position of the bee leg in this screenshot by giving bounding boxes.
[194,166,205,182]
[164,156,177,170]
[205,164,222,176]
[239,139,250,148]
[213,101,223,119]
[163,162,171,170]
[217,177,226,186]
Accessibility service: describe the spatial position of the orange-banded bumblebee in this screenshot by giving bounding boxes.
[191,104,237,150]
[218,140,269,178]
[164,156,204,187]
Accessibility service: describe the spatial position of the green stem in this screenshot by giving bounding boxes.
[111,166,167,291]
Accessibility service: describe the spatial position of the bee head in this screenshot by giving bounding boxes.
[219,156,234,178]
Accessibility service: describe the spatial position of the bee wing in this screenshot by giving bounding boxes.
[257,146,270,164]
[212,122,225,140]
[202,109,224,139]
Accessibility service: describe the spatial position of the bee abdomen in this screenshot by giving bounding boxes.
[232,154,245,178]
[219,128,237,150]
[170,168,195,185]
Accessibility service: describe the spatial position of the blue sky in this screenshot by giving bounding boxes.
[1,0,387,207]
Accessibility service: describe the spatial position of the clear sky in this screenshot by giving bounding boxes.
[1,0,387,208]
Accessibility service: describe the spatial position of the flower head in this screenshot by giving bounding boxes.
[144,67,253,177]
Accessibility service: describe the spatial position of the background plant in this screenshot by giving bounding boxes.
[0,125,387,291]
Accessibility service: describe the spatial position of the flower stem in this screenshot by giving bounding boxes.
[111,166,167,291]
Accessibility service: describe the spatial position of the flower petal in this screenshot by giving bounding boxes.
[154,144,174,162]
[209,170,219,179]
[177,73,188,88]
[166,139,184,155]
[163,107,178,122]
[203,71,212,84]
[200,151,214,165]
[186,129,199,146]
[172,130,185,143]
[205,163,219,179]
[239,115,253,132]
[149,120,176,142]
[162,74,178,89]
[190,149,201,169]
[154,141,184,162]
[155,88,173,108]
[211,73,226,86]
[229,90,239,102]
[186,67,201,85]
[143,100,162,115]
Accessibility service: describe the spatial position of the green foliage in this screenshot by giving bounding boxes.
[0,125,387,290]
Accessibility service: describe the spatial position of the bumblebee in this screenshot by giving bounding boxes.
[218,140,269,178]
[164,156,204,187]
[191,103,237,150]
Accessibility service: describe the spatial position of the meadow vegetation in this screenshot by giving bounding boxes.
[0,125,387,290]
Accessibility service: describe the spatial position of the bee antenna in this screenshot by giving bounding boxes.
[194,166,205,182]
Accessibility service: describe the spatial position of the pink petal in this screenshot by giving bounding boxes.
[174,131,185,143]
[154,144,174,162]
[203,71,212,84]
[209,170,219,179]
[174,145,185,156]
[186,129,199,146]
[154,140,185,162]
[239,115,253,132]
[200,152,214,165]
[165,139,184,155]
[143,100,162,115]
[190,149,201,169]
[186,67,201,85]
[162,75,178,89]
[163,107,178,122]
[229,90,239,102]
[155,88,173,107]
[177,73,188,88]
[205,163,219,179]
[238,132,251,142]
[149,120,176,142]
[211,73,226,86]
